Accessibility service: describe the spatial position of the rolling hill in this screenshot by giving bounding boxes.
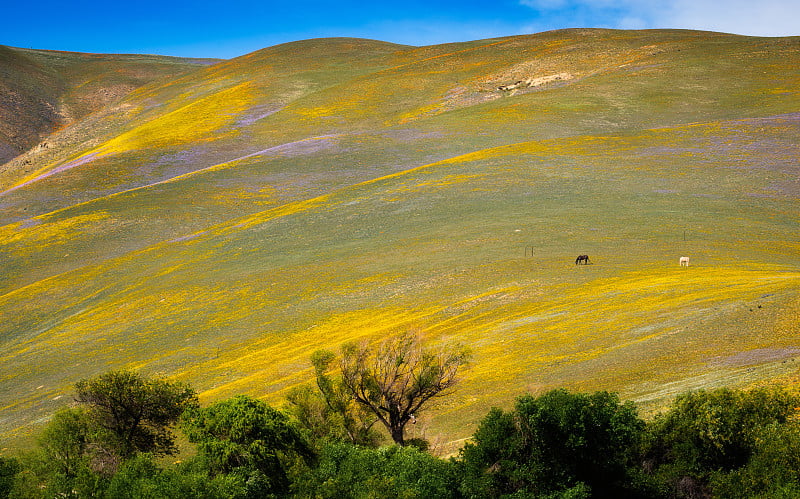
[1,29,799,450]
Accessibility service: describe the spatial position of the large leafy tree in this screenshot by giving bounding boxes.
[642,386,800,497]
[712,422,800,497]
[459,389,646,498]
[75,370,198,460]
[181,395,314,497]
[339,332,469,446]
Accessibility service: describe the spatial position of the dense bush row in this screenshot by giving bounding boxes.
[0,371,798,498]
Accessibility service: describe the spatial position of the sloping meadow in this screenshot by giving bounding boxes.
[1,30,799,447]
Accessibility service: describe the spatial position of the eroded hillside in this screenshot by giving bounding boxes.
[0,46,217,164]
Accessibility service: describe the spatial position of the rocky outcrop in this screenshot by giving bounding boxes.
[498,72,572,91]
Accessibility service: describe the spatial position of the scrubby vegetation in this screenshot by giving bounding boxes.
[1,369,797,498]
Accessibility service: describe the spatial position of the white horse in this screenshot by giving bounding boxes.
[679,256,690,267]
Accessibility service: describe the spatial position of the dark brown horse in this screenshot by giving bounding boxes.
[575,254,590,265]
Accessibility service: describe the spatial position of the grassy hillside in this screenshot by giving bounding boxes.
[1,29,799,450]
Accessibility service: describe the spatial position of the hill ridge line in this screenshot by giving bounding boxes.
[374,38,511,75]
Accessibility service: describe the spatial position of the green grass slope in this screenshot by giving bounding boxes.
[1,30,799,450]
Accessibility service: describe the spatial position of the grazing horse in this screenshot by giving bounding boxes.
[575,254,590,265]
[679,256,690,267]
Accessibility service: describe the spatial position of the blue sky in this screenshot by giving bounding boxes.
[3,0,799,59]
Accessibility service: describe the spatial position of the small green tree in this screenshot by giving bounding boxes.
[13,371,197,496]
[287,349,381,447]
[75,370,198,460]
[181,395,314,497]
[38,407,97,478]
[339,332,469,446]
[12,408,109,498]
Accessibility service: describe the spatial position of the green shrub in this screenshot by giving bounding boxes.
[642,386,800,497]
[294,441,459,498]
[710,422,800,498]
[105,454,244,499]
[459,389,646,498]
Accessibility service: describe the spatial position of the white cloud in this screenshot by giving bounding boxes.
[616,16,649,30]
[662,0,800,36]
[518,0,800,36]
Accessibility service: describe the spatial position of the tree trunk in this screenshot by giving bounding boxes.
[390,424,406,446]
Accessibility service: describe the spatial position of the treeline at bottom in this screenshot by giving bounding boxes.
[1,370,798,498]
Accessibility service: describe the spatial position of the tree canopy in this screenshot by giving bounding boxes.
[459,389,646,497]
[339,332,470,445]
[75,370,198,460]
[642,386,800,497]
[287,349,382,447]
[181,395,314,497]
